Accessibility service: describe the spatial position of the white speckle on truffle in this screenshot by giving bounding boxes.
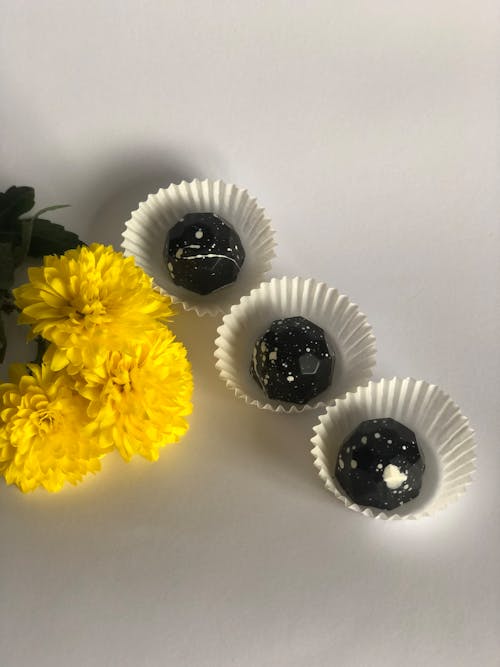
[374,432,381,439]
[269,350,277,361]
[175,248,183,259]
[339,457,344,469]
[361,436,367,444]
[195,230,203,239]
[382,464,408,490]
[183,253,241,268]
[351,459,358,469]
[287,375,294,382]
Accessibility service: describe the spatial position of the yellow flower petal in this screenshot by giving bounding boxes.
[14,244,173,370]
[77,326,193,462]
[44,345,70,372]
[0,364,108,492]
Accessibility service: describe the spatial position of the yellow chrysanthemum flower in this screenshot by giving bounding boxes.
[0,364,106,493]
[13,244,173,371]
[78,327,193,462]
[0,364,26,473]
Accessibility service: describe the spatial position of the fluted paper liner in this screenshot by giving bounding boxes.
[121,179,276,317]
[214,277,377,413]
[311,378,476,519]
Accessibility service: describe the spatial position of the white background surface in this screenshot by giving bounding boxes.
[1,2,499,666]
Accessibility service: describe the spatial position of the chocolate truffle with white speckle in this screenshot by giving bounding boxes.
[164,212,245,295]
[335,418,425,510]
[250,316,334,404]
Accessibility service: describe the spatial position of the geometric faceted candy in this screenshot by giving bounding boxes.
[250,316,334,404]
[164,212,245,295]
[335,418,425,510]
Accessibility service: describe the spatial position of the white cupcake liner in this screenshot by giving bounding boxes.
[214,277,377,413]
[121,178,276,317]
[311,377,476,520]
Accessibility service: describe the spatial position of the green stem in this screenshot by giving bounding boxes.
[33,336,49,365]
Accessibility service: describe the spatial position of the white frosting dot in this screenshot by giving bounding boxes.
[195,230,203,239]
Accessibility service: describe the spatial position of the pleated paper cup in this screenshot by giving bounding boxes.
[121,179,276,317]
[214,277,377,413]
[311,378,476,519]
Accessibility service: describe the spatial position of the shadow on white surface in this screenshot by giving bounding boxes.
[170,308,327,498]
[84,148,200,247]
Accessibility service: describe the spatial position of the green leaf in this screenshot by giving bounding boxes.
[0,312,6,364]
[0,229,21,245]
[0,289,16,315]
[0,243,15,290]
[14,204,71,266]
[0,186,35,230]
[28,219,82,257]
[14,217,34,267]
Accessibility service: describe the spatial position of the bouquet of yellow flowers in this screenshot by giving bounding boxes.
[0,188,193,493]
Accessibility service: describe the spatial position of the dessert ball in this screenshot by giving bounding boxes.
[335,418,425,510]
[250,316,334,404]
[164,212,245,295]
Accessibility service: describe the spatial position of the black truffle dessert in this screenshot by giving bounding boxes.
[335,418,425,510]
[250,316,334,404]
[164,212,245,295]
